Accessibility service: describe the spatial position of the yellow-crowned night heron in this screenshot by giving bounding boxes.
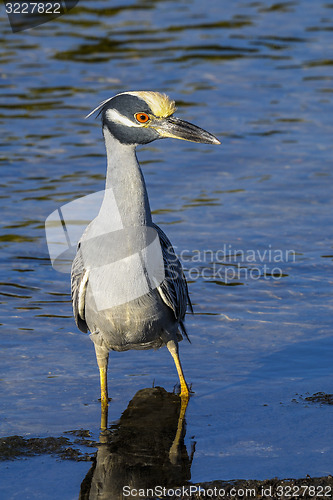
[71,91,220,409]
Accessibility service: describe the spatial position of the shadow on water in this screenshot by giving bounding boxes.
[80,387,192,499]
[1,0,333,491]
[1,384,333,498]
[0,387,192,497]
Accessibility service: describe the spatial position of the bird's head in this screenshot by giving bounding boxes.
[86,91,221,146]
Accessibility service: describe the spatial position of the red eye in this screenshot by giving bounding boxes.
[135,112,150,123]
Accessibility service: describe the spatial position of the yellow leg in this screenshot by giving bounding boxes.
[94,345,110,430]
[169,389,189,464]
[99,367,109,430]
[94,345,109,404]
[167,340,190,399]
[99,366,108,405]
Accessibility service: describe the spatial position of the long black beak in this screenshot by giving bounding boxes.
[152,116,221,145]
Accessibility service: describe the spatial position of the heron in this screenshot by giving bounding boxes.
[71,91,220,414]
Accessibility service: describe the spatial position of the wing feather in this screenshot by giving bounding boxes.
[153,223,192,341]
[71,244,89,333]
[70,226,192,341]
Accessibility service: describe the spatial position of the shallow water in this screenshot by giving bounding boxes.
[1,0,333,497]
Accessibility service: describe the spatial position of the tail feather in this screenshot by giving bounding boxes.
[180,320,191,343]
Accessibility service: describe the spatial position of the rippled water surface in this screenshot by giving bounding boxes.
[1,0,333,497]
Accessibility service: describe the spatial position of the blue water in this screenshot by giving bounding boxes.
[1,0,333,497]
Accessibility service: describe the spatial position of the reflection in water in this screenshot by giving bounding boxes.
[2,0,333,486]
[79,387,192,499]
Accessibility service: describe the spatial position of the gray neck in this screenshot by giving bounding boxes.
[99,128,152,227]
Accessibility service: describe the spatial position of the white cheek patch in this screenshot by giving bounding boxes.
[105,109,141,128]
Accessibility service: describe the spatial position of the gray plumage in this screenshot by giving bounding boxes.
[71,130,191,353]
[71,221,192,349]
[70,91,219,405]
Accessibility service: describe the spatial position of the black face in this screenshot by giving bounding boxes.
[100,94,160,145]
